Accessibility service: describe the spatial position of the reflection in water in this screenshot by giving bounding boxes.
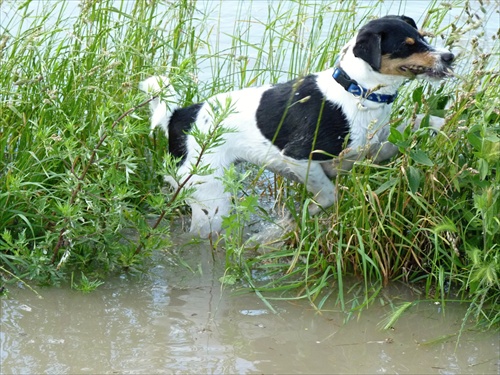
[1,247,499,374]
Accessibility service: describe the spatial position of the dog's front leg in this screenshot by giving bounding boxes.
[175,163,231,238]
[370,139,399,163]
[187,183,231,238]
[288,161,337,215]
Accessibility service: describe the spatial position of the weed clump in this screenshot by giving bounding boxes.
[0,0,498,328]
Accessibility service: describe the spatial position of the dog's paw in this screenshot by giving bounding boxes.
[248,213,294,249]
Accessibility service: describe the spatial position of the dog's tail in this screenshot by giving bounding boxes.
[139,75,179,133]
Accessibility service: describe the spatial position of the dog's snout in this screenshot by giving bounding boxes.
[441,52,454,64]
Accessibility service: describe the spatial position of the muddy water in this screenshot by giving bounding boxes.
[1,243,499,375]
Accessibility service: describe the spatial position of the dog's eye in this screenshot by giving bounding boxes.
[390,42,413,57]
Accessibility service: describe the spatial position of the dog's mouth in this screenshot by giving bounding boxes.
[399,64,453,79]
[380,53,454,80]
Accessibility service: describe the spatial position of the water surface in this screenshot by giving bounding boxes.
[2,245,498,374]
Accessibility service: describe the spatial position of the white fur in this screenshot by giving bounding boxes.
[138,76,179,132]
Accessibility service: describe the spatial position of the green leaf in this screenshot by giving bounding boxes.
[477,158,489,180]
[388,127,411,149]
[219,274,237,285]
[467,125,483,151]
[412,86,423,103]
[388,127,403,144]
[374,177,398,195]
[382,302,415,330]
[410,150,434,166]
[407,166,421,193]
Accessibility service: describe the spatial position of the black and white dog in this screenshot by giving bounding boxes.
[140,15,454,238]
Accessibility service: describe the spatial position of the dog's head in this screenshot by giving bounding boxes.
[353,15,454,80]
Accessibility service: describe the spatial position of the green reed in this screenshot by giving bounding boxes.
[215,0,499,328]
[0,0,498,328]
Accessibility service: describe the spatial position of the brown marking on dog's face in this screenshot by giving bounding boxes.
[380,52,438,78]
[405,37,415,45]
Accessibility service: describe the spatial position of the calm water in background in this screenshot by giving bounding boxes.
[2,0,498,82]
[1,1,499,374]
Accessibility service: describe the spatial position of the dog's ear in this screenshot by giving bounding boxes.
[353,29,382,71]
[397,15,418,30]
[353,15,420,71]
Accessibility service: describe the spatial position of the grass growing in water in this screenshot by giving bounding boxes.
[0,0,498,328]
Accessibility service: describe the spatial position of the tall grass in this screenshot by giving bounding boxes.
[0,0,498,327]
[0,0,191,282]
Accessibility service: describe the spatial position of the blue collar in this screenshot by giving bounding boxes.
[332,66,397,104]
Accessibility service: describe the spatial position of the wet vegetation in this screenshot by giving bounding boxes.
[0,0,498,328]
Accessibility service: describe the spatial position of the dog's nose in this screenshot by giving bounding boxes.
[441,52,454,63]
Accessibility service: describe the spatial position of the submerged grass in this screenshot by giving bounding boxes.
[0,0,498,328]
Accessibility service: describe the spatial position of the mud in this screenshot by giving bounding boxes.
[1,244,498,374]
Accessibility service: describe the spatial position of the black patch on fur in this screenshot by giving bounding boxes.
[256,75,350,161]
[353,15,432,71]
[168,103,203,162]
